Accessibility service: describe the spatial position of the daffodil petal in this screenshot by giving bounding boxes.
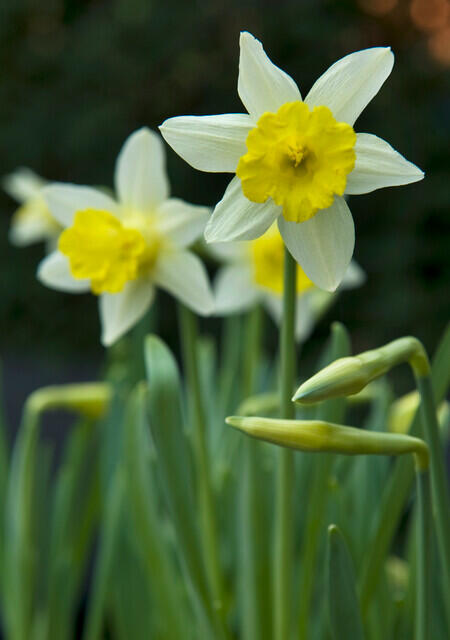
[238,31,301,120]
[340,260,366,289]
[99,280,155,347]
[214,264,260,315]
[263,293,315,343]
[156,198,210,248]
[37,251,90,293]
[3,168,44,202]
[205,176,280,243]
[160,114,252,172]
[278,197,355,292]
[9,212,52,247]
[42,184,119,227]
[305,47,394,126]
[153,250,214,315]
[115,127,169,210]
[208,240,248,263]
[345,133,424,194]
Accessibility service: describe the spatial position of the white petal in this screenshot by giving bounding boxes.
[205,176,280,243]
[2,168,45,202]
[262,293,315,343]
[43,184,119,227]
[305,47,394,125]
[345,133,424,195]
[159,114,252,172]
[214,264,260,315]
[156,198,210,248]
[9,207,55,247]
[340,260,366,290]
[238,32,301,120]
[115,127,169,210]
[153,250,214,315]
[99,280,155,347]
[37,251,90,293]
[207,240,248,263]
[278,197,355,292]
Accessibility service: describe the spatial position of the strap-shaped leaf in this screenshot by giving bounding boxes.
[327,524,365,640]
[144,334,226,639]
[360,323,450,611]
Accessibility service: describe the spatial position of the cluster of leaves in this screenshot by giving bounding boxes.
[0,317,448,639]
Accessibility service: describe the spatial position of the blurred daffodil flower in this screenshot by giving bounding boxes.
[3,168,62,249]
[37,128,214,346]
[160,31,424,291]
[210,224,365,341]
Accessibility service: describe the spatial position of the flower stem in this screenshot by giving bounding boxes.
[177,305,226,623]
[240,306,266,640]
[274,248,297,640]
[415,372,450,605]
[416,468,431,640]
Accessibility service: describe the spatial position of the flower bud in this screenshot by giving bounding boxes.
[226,415,429,470]
[293,337,430,405]
[26,383,111,419]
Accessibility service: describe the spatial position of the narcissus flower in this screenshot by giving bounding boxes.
[211,224,364,341]
[3,168,62,248]
[160,32,424,291]
[37,128,214,346]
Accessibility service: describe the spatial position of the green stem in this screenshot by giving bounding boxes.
[274,249,297,640]
[415,373,450,606]
[416,469,431,640]
[241,307,266,640]
[177,305,226,621]
[297,454,333,640]
[359,327,450,616]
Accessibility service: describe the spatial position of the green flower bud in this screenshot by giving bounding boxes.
[226,415,429,471]
[293,337,430,405]
[26,383,111,419]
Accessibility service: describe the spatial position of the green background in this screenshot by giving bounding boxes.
[0,0,448,368]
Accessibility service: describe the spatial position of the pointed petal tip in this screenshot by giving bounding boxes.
[100,334,113,348]
[239,31,254,43]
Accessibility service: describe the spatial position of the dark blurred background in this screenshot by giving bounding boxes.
[0,0,448,426]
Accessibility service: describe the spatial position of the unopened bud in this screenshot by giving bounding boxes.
[293,337,430,405]
[226,415,429,470]
[26,383,111,419]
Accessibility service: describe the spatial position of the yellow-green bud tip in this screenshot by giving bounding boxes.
[292,357,367,405]
[226,416,244,429]
[328,524,338,535]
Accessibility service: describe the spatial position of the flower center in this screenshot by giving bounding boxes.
[59,209,161,294]
[236,101,356,223]
[250,225,314,295]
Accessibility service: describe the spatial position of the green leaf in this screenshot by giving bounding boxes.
[82,466,125,640]
[3,405,40,640]
[144,334,225,639]
[45,420,100,640]
[360,322,450,613]
[297,322,352,640]
[123,384,191,639]
[327,524,365,640]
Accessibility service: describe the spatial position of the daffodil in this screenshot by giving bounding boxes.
[160,32,424,291]
[37,128,214,346]
[3,168,62,248]
[211,224,364,341]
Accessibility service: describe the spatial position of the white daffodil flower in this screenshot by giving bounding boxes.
[37,128,214,346]
[210,224,365,342]
[160,31,424,292]
[3,168,62,248]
